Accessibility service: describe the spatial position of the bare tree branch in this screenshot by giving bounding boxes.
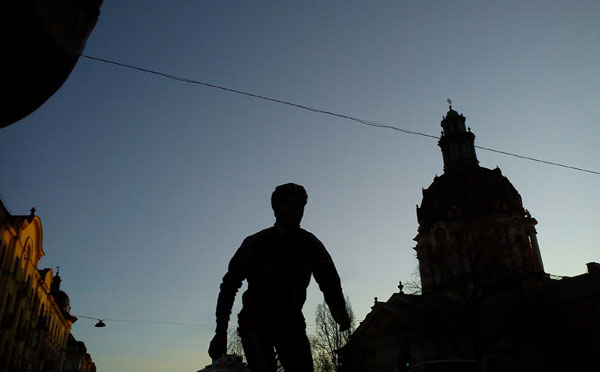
[311,296,355,372]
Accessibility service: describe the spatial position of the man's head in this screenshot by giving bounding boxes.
[271,183,307,227]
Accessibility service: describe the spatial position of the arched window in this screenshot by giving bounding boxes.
[24,244,31,261]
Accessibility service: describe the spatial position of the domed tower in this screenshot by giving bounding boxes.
[415,106,545,295]
[50,270,72,315]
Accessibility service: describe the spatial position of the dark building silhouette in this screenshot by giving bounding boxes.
[340,107,600,372]
[63,334,96,372]
[197,354,250,372]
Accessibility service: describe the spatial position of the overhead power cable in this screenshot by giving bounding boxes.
[75,314,212,326]
[74,314,332,328]
[80,54,599,176]
[74,314,362,330]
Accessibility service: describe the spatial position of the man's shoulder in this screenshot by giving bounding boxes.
[299,228,325,247]
[243,226,276,243]
[242,226,324,248]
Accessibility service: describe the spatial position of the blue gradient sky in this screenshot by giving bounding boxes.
[1,1,599,371]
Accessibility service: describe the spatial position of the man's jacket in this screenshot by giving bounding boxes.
[215,224,346,333]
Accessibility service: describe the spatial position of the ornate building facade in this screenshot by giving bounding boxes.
[0,200,79,372]
[341,107,600,372]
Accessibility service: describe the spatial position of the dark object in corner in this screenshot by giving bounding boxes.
[0,0,102,128]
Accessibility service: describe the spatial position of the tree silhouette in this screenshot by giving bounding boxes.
[227,327,244,357]
[311,296,355,372]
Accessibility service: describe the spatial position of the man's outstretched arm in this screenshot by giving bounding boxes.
[208,240,249,360]
[311,238,351,331]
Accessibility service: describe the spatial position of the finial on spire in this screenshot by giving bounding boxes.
[447,98,453,110]
[56,266,60,275]
[27,207,37,222]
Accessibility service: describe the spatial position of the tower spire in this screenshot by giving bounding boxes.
[438,106,478,172]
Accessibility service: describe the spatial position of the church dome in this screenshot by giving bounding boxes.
[52,289,71,313]
[417,165,524,229]
[50,273,71,314]
[417,107,525,229]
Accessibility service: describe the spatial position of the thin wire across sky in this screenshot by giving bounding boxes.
[74,314,331,328]
[80,55,599,176]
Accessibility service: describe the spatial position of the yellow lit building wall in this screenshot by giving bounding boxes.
[0,203,76,372]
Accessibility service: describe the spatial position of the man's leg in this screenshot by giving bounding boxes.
[239,328,277,372]
[274,328,314,372]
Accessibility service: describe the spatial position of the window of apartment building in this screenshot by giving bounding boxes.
[65,359,73,370]
[5,293,12,313]
[16,310,23,329]
[24,244,31,261]
[9,345,16,367]
[1,340,7,361]
[24,321,30,345]
[32,330,39,348]
[13,257,20,277]
[0,243,5,267]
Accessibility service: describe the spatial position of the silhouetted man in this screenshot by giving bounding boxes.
[208,183,350,372]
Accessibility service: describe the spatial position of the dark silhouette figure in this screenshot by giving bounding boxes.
[209,183,350,372]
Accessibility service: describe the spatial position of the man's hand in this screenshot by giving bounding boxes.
[332,310,351,332]
[208,332,227,360]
